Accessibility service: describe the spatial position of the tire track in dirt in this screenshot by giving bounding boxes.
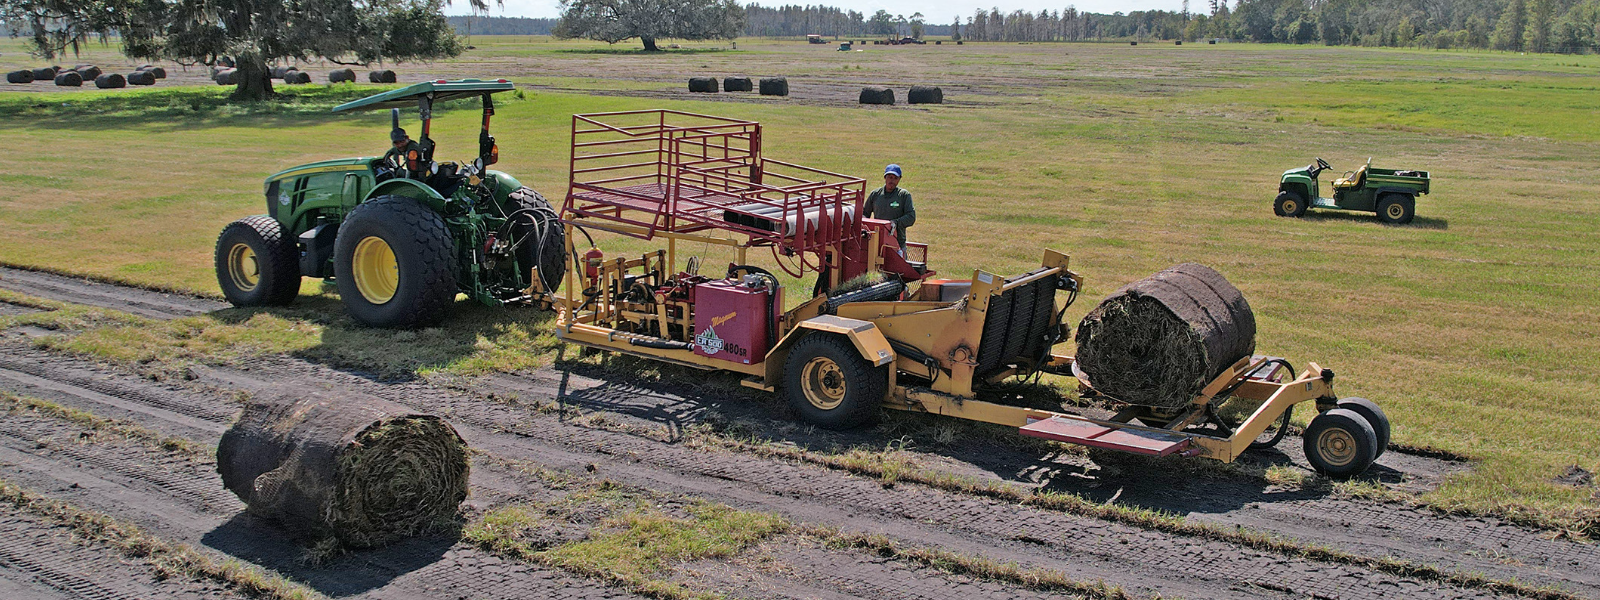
[0,506,244,600]
[0,266,226,319]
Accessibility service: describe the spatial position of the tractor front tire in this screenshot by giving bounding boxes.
[507,187,568,295]
[334,195,457,328]
[1377,194,1415,225]
[215,215,300,307]
[1304,408,1379,477]
[783,333,888,430]
[1273,192,1308,218]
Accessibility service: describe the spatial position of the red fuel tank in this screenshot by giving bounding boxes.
[692,279,780,365]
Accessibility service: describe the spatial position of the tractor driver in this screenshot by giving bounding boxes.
[864,164,915,252]
[384,127,423,178]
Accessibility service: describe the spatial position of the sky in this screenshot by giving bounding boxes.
[452,0,1193,21]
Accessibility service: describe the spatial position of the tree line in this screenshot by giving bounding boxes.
[450,15,559,36]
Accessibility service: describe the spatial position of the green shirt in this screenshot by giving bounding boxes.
[865,186,915,244]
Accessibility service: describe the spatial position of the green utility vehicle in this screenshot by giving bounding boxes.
[1275,158,1430,224]
[213,79,566,328]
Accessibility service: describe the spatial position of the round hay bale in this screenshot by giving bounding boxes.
[907,85,942,104]
[145,66,167,79]
[94,73,126,89]
[1208,39,1217,44]
[5,70,33,84]
[859,86,895,105]
[74,65,102,80]
[1129,41,1139,46]
[957,40,964,45]
[284,71,312,84]
[935,40,942,45]
[53,71,83,87]
[270,65,296,79]
[722,76,752,92]
[31,67,58,80]
[214,69,236,86]
[759,77,788,96]
[217,386,470,547]
[1175,40,1183,45]
[1075,263,1257,408]
[127,70,157,86]
[369,69,397,83]
[688,76,718,92]
[329,68,356,83]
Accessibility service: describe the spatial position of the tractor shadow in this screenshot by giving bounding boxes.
[202,512,458,597]
[1302,211,1450,229]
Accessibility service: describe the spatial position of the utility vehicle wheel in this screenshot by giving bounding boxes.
[334,195,457,328]
[506,187,567,294]
[783,333,888,430]
[1273,192,1308,218]
[1303,408,1378,477]
[1248,404,1293,450]
[214,215,300,306]
[1336,397,1390,459]
[1377,194,1415,225]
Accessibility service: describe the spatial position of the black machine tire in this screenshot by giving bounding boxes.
[1303,408,1378,477]
[1376,193,1415,225]
[1273,191,1308,218]
[505,187,567,295]
[783,333,887,430]
[1247,403,1293,450]
[215,215,301,307]
[334,195,457,328]
[1336,397,1390,459]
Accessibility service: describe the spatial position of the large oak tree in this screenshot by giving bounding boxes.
[553,0,743,52]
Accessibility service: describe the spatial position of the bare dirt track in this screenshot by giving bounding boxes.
[1,268,1597,600]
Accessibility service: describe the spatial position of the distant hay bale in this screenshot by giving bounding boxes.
[214,69,237,85]
[1074,263,1257,409]
[94,73,126,89]
[1208,39,1217,44]
[369,70,397,83]
[722,76,752,92]
[759,77,788,96]
[329,68,356,83]
[858,86,894,105]
[688,76,718,93]
[957,40,964,45]
[74,65,103,79]
[1175,40,1183,45]
[127,70,157,86]
[907,85,942,104]
[935,40,942,45]
[30,67,57,80]
[217,386,470,547]
[271,65,297,79]
[143,66,167,79]
[54,71,83,86]
[284,71,312,84]
[5,70,33,84]
[1130,41,1138,46]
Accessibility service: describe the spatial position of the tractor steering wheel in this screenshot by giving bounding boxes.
[1315,157,1332,172]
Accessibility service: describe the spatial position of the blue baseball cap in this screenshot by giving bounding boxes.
[884,164,902,177]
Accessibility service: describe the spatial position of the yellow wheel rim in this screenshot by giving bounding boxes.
[1316,428,1358,467]
[226,243,259,292]
[352,236,398,305]
[1283,200,1298,214]
[801,356,848,411]
[1386,203,1405,219]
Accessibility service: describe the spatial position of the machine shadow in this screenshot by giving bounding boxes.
[202,512,458,597]
[1302,212,1450,229]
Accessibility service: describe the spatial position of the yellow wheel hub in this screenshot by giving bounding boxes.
[1283,200,1298,213]
[226,243,259,292]
[1316,428,1358,467]
[801,356,848,411]
[1386,203,1405,219]
[351,236,399,304]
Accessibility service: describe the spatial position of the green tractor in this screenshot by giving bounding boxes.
[213,80,567,327]
[1275,158,1431,224]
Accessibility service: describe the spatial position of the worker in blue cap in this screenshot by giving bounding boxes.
[865,164,915,251]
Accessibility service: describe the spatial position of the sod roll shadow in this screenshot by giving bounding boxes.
[217,386,470,547]
[1074,263,1256,408]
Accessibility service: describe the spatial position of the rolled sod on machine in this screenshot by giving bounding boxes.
[759,77,788,96]
[859,86,895,105]
[723,76,752,91]
[1074,263,1257,409]
[217,386,470,547]
[688,76,718,92]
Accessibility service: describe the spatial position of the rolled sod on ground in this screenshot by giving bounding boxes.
[32,67,58,80]
[284,71,313,84]
[688,76,718,92]
[329,68,356,83]
[369,69,397,83]
[1074,263,1257,408]
[723,76,752,91]
[270,65,296,79]
[759,77,788,96]
[74,65,102,79]
[54,71,83,86]
[214,69,236,85]
[127,70,157,86]
[6,70,33,84]
[217,386,470,547]
[908,85,943,104]
[141,66,167,79]
[859,86,895,105]
[95,73,126,89]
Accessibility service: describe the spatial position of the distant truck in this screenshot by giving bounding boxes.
[807,34,825,44]
[1276,158,1430,224]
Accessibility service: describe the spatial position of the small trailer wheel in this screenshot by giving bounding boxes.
[1273,192,1308,218]
[1248,404,1292,450]
[1336,397,1390,459]
[783,333,887,430]
[1303,408,1378,477]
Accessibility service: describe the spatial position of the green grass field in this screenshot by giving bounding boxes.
[2,37,1597,530]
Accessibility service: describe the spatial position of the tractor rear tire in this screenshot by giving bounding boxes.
[506,187,567,295]
[215,215,301,307]
[1377,194,1414,225]
[1336,397,1390,459]
[1303,408,1378,477]
[783,333,887,430]
[1273,192,1308,218]
[334,196,457,329]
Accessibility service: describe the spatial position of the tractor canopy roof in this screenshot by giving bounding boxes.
[332,79,515,112]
